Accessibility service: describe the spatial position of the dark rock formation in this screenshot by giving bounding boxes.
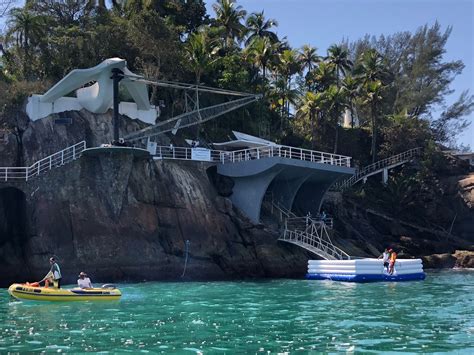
[324,169,474,263]
[0,146,311,287]
[422,253,457,269]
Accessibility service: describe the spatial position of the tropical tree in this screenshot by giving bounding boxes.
[185,30,219,113]
[341,75,361,128]
[324,85,347,153]
[212,0,246,49]
[362,80,384,162]
[275,49,301,122]
[299,44,319,72]
[308,61,335,92]
[298,44,319,91]
[296,91,324,148]
[6,7,45,78]
[326,44,353,88]
[244,36,274,79]
[185,30,219,84]
[357,48,390,85]
[245,11,278,45]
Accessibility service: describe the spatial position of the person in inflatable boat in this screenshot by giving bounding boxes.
[388,248,398,275]
[378,247,391,272]
[77,272,93,289]
[39,257,62,289]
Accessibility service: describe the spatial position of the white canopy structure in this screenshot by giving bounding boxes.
[26,58,159,124]
[212,131,280,150]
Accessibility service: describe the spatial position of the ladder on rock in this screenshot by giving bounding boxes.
[333,147,421,191]
[0,141,86,182]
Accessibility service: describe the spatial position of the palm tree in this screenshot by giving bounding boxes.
[299,44,320,91]
[309,61,335,92]
[212,0,247,49]
[341,75,361,128]
[244,36,274,79]
[276,49,301,121]
[326,44,353,88]
[297,91,324,148]
[185,30,218,110]
[6,7,45,78]
[357,49,390,84]
[362,80,384,162]
[299,44,319,72]
[245,11,278,45]
[185,31,219,84]
[324,85,347,153]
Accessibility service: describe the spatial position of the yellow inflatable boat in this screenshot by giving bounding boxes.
[8,283,121,302]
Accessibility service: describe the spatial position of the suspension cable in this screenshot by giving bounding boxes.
[123,75,255,97]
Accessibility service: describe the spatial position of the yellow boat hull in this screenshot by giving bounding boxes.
[8,283,121,302]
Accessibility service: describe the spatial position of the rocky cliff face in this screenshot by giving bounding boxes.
[0,111,310,287]
[324,170,474,267]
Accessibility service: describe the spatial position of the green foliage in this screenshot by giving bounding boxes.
[0,1,471,161]
[380,113,433,157]
[245,11,278,45]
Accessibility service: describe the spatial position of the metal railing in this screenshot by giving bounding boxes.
[280,229,350,260]
[153,144,352,167]
[0,141,86,182]
[262,194,334,229]
[278,215,350,260]
[333,147,421,190]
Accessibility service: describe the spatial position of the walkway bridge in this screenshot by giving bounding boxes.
[261,196,349,260]
[0,141,86,183]
[0,139,353,233]
[281,217,350,260]
[333,148,421,191]
[153,144,354,223]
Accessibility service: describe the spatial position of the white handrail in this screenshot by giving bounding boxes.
[0,141,86,182]
[279,214,349,260]
[334,147,421,190]
[280,229,350,260]
[153,145,352,167]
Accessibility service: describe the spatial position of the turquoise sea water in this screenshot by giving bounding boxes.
[1,270,473,353]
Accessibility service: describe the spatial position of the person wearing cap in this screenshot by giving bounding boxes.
[77,272,93,289]
[40,257,62,289]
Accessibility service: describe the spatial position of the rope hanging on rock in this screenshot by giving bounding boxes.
[181,240,190,278]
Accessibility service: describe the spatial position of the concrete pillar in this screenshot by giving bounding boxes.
[382,168,388,185]
[228,169,282,223]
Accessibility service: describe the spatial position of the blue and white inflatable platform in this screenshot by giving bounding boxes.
[306,258,426,282]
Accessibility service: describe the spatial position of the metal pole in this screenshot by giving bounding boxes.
[111,68,124,142]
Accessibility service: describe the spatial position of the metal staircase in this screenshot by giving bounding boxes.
[279,217,350,260]
[261,195,348,260]
[333,147,421,191]
[0,141,86,182]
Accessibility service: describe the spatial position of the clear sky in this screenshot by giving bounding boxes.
[208,0,474,149]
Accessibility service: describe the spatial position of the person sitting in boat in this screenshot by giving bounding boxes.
[77,272,93,289]
[40,257,62,289]
[388,248,398,275]
[378,247,391,272]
